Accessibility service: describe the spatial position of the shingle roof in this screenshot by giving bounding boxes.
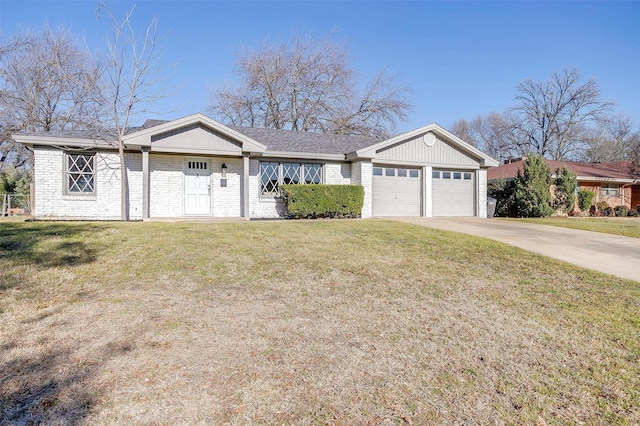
[230,126,378,155]
[15,120,379,156]
[488,159,637,181]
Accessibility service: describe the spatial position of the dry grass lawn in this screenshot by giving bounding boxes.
[511,217,640,239]
[1,219,638,425]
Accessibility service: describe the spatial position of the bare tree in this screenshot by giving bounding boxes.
[97,3,170,220]
[450,112,519,161]
[208,34,412,139]
[506,68,612,160]
[0,27,102,170]
[580,114,639,162]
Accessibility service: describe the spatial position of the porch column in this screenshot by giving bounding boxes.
[242,153,250,219]
[142,147,150,219]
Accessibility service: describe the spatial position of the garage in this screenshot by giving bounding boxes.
[372,166,421,216]
[432,170,475,216]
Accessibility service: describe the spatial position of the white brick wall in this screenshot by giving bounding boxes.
[149,154,184,218]
[350,161,372,218]
[248,159,285,218]
[33,147,142,220]
[211,158,242,217]
[325,162,351,184]
[478,168,488,218]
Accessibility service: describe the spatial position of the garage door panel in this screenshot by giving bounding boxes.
[432,170,474,217]
[373,167,421,217]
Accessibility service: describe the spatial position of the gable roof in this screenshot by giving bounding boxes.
[351,123,499,167]
[488,159,638,182]
[12,113,498,166]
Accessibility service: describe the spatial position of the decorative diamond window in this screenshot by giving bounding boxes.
[282,163,301,185]
[66,153,95,194]
[260,162,322,196]
[304,164,322,184]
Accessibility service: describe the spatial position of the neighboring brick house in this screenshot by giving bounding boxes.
[13,113,498,220]
[488,158,640,211]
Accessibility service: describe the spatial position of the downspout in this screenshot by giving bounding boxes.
[621,181,639,209]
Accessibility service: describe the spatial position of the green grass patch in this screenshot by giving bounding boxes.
[510,216,640,238]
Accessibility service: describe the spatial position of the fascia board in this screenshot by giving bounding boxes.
[576,176,635,184]
[123,113,267,152]
[371,159,481,170]
[12,134,116,149]
[261,151,346,161]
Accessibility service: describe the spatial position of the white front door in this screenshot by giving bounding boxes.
[184,159,211,215]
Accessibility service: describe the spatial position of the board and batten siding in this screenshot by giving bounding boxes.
[151,124,243,155]
[33,147,143,220]
[375,133,480,167]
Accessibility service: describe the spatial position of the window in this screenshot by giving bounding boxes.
[66,153,95,194]
[442,171,451,179]
[385,168,395,177]
[260,162,322,196]
[453,172,462,180]
[464,172,472,180]
[397,169,407,177]
[410,170,419,178]
[373,167,383,176]
[601,183,619,197]
[432,171,440,179]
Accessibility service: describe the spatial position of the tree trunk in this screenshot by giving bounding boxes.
[118,139,129,221]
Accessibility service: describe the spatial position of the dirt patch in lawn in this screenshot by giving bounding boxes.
[1,220,638,425]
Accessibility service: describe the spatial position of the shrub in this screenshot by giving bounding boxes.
[553,166,577,213]
[596,201,609,216]
[601,206,614,217]
[614,206,628,217]
[577,190,595,214]
[281,184,364,219]
[488,178,516,217]
[627,208,638,217]
[514,154,553,217]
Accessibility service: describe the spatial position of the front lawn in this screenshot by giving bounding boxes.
[511,216,640,238]
[1,220,638,424]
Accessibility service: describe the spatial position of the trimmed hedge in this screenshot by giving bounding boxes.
[280,184,364,219]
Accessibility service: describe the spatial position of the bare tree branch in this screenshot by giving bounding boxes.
[208,33,412,139]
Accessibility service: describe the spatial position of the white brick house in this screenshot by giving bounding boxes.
[14,113,498,220]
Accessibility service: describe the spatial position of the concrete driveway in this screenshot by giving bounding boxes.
[393,217,640,282]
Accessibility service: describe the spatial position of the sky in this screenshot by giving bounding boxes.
[1,0,639,133]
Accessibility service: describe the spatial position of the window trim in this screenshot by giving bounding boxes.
[600,183,620,197]
[259,161,323,197]
[64,152,96,196]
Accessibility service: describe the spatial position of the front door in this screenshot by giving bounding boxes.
[184,158,211,215]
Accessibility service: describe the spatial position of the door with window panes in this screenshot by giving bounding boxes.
[184,159,211,215]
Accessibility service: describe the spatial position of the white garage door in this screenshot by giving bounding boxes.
[372,166,421,216]
[432,170,475,217]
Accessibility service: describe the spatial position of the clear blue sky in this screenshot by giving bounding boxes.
[1,0,639,132]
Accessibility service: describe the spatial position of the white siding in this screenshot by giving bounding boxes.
[152,124,242,155]
[375,133,480,167]
[33,147,142,220]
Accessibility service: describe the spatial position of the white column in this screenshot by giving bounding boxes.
[142,148,150,219]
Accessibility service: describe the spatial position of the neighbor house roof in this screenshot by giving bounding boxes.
[488,159,638,183]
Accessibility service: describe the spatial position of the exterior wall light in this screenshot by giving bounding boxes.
[221,163,227,177]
